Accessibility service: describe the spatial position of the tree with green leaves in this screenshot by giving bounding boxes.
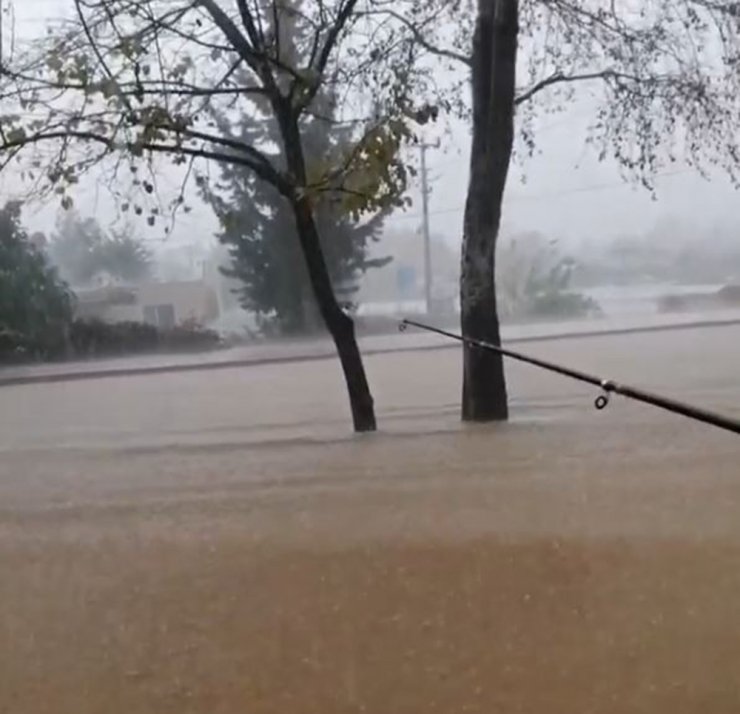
[203,96,390,336]
[0,202,73,361]
[50,211,152,287]
[0,0,448,432]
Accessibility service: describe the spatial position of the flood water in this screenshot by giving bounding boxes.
[0,325,739,713]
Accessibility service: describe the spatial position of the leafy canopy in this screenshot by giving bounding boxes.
[0,0,453,220]
[50,210,152,286]
[0,1,737,226]
[0,203,73,360]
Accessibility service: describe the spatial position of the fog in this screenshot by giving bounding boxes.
[6,2,740,338]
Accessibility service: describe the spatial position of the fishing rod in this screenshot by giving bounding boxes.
[400,319,740,436]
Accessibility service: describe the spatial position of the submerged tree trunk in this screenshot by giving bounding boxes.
[275,108,376,432]
[292,196,377,432]
[460,0,519,422]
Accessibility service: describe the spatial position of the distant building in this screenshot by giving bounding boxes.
[75,280,220,328]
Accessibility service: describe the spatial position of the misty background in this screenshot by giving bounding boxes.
[3,0,740,340]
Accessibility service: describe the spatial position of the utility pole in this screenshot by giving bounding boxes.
[419,140,435,314]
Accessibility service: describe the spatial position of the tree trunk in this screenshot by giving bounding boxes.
[460,0,519,422]
[275,108,376,432]
[292,195,377,432]
[300,279,323,335]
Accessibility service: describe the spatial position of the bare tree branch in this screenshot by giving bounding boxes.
[514,69,621,105]
[0,128,291,194]
[296,0,362,109]
[360,7,472,68]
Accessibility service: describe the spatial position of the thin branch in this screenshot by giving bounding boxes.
[313,0,361,75]
[0,67,267,104]
[173,126,275,169]
[134,82,266,98]
[141,142,291,195]
[198,0,282,97]
[0,128,292,195]
[123,0,198,49]
[74,0,135,118]
[197,0,262,76]
[515,69,619,105]
[236,0,265,50]
[359,8,472,68]
[296,0,362,110]
[272,0,281,64]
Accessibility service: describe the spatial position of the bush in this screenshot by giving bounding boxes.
[159,321,221,351]
[69,319,159,357]
[497,232,601,321]
[527,292,602,319]
[657,295,688,313]
[69,318,221,358]
[718,284,740,305]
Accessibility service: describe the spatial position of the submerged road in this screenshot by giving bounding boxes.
[0,324,739,713]
[1,322,738,452]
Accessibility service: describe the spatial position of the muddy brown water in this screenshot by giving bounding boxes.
[1,326,739,713]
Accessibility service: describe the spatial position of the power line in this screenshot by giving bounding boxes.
[387,168,693,223]
[425,112,595,172]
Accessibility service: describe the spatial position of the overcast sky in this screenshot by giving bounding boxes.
[3,0,739,256]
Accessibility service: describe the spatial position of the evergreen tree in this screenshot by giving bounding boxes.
[201,3,390,335]
[205,108,390,335]
[0,202,73,360]
[50,211,152,287]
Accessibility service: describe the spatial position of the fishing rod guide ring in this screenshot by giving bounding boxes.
[594,379,616,410]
